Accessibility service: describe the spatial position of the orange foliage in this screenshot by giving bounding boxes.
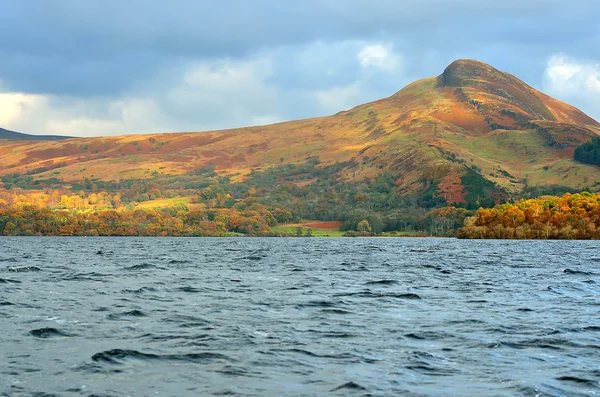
[459,192,600,239]
[437,172,466,204]
[0,187,282,236]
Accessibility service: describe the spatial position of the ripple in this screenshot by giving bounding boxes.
[60,272,109,281]
[91,349,233,364]
[168,259,191,264]
[125,263,159,271]
[321,308,353,315]
[365,279,398,285]
[107,310,148,320]
[0,277,22,284]
[240,255,265,261]
[281,348,356,360]
[404,331,455,341]
[331,381,366,392]
[296,300,341,308]
[177,286,204,293]
[7,266,41,273]
[556,376,598,385]
[29,328,72,339]
[406,363,457,376]
[563,268,594,276]
[335,291,422,299]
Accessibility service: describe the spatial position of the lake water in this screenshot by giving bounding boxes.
[1,237,599,396]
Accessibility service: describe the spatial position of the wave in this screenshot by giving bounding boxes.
[7,266,41,273]
[92,349,232,364]
[279,348,356,360]
[335,291,421,299]
[125,263,161,271]
[330,381,366,391]
[107,310,148,320]
[239,255,266,261]
[556,376,598,385]
[29,327,72,338]
[563,268,595,276]
[168,259,191,264]
[0,277,22,283]
[321,308,353,315]
[365,279,398,285]
[296,300,342,308]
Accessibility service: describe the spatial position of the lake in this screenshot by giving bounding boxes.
[1,237,599,396]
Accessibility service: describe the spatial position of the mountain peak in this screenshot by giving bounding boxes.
[435,58,564,123]
[440,59,512,88]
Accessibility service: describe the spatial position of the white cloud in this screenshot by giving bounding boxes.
[358,44,400,71]
[0,89,47,127]
[543,54,600,119]
[0,57,281,137]
[545,54,600,93]
[316,84,361,113]
[0,85,124,136]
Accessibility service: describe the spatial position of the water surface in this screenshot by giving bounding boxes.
[1,237,599,396]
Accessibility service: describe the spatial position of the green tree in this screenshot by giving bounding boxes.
[574,136,600,166]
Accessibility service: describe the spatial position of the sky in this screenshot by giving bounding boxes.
[0,0,598,137]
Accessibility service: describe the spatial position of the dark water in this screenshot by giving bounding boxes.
[1,237,600,396]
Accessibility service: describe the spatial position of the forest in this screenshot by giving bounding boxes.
[0,159,477,236]
[574,136,600,166]
[457,192,600,239]
[0,159,596,237]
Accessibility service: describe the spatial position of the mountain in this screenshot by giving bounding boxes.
[1,59,599,209]
[0,127,72,141]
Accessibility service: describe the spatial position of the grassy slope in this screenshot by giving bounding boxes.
[1,60,599,200]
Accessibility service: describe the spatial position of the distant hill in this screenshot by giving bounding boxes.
[0,59,599,209]
[0,127,71,141]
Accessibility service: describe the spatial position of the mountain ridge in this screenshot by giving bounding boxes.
[0,59,599,208]
[0,127,73,141]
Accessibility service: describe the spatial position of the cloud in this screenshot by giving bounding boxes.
[0,56,283,136]
[1,0,598,97]
[545,55,600,94]
[544,54,600,118]
[0,39,410,137]
[0,90,46,128]
[0,1,599,135]
[0,86,124,136]
[358,44,400,71]
[316,84,362,114]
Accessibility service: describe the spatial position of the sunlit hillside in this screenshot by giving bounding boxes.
[1,59,599,217]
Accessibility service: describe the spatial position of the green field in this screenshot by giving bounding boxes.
[270,225,346,237]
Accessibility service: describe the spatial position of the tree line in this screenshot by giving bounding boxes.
[0,203,279,237]
[2,159,597,238]
[458,192,600,239]
[574,136,600,167]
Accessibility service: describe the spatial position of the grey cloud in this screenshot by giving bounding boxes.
[0,0,599,135]
[1,0,598,96]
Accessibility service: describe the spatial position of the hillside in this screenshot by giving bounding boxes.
[0,127,72,141]
[1,59,599,217]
